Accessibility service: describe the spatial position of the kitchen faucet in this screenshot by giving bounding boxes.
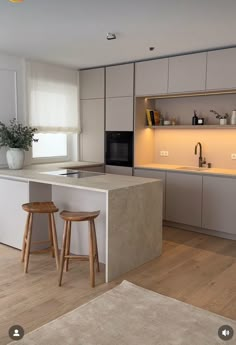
[194,142,203,167]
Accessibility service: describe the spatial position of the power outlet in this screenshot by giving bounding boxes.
[160,151,169,157]
[231,153,236,160]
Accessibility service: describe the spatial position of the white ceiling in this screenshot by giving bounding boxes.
[0,0,236,69]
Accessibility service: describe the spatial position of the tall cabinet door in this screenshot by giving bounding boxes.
[106,63,134,131]
[80,99,104,163]
[168,53,207,93]
[80,68,105,99]
[79,68,105,162]
[106,63,134,97]
[206,48,236,90]
[166,172,202,227]
[135,59,168,96]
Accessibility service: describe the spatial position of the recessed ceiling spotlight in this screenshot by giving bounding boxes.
[149,47,155,51]
[107,33,116,41]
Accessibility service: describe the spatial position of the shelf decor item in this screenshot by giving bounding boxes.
[145,109,155,126]
[210,109,229,125]
[0,118,37,169]
[230,110,236,125]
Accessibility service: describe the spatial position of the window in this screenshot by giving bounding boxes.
[27,61,80,161]
[32,133,67,158]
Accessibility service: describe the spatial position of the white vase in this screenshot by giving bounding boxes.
[6,148,25,170]
[220,118,227,125]
[231,110,236,125]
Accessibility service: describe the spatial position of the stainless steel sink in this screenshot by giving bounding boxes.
[176,166,209,171]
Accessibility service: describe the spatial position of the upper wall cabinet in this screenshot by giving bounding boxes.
[106,97,133,131]
[168,53,207,93]
[106,64,134,97]
[80,68,104,99]
[135,59,168,96]
[206,48,236,90]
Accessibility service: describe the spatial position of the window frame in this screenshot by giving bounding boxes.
[30,132,78,164]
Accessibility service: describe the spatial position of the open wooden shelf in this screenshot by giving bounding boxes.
[143,89,236,100]
[145,125,236,129]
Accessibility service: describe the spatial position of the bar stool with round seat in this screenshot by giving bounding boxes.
[59,210,100,288]
[21,201,59,273]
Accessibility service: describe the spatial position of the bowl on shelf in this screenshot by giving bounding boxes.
[164,120,171,126]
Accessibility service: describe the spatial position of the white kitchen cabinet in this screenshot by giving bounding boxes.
[206,48,236,90]
[134,168,165,217]
[202,176,236,235]
[166,172,202,227]
[0,179,28,248]
[168,53,207,93]
[80,68,105,99]
[106,97,133,131]
[0,180,51,249]
[135,58,168,96]
[80,99,105,163]
[105,165,133,176]
[106,63,134,98]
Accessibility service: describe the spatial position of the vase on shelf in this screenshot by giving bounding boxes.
[230,110,236,125]
[6,148,25,170]
[219,118,227,125]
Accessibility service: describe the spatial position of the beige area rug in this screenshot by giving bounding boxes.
[8,280,236,345]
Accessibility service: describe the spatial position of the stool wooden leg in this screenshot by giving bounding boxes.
[58,221,69,286]
[48,214,54,258]
[91,219,100,272]
[21,213,30,262]
[24,213,33,274]
[65,221,71,272]
[50,213,59,270]
[89,220,95,288]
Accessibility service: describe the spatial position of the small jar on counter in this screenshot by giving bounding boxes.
[197,118,204,125]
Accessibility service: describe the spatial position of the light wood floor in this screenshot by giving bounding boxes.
[0,226,236,344]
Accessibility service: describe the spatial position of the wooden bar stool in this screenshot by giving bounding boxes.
[59,210,100,288]
[22,201,59,273]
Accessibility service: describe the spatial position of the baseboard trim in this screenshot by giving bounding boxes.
[164,221,236,240]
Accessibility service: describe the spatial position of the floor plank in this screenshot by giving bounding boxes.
[0,226,235,344]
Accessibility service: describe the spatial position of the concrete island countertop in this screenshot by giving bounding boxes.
[0,161,157,192]
[135,163,236,177]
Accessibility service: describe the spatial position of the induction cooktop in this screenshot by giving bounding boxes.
[41,169,104,179]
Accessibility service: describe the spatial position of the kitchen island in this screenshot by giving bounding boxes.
[0,162,163,282]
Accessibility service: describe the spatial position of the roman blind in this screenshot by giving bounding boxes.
[27,61,80,133]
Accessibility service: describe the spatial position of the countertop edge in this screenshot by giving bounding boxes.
[134,165,236,177]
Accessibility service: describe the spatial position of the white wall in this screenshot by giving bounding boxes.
[0,52,26,167]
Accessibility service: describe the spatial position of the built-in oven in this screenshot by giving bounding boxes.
[105,131,133,167]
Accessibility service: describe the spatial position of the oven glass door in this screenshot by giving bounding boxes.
[106,132,133,167]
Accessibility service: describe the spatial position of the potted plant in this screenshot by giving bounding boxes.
[210,110,229,125]
[0,118,37,169]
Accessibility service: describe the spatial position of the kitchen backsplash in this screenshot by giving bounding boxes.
[154,129,236,169]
